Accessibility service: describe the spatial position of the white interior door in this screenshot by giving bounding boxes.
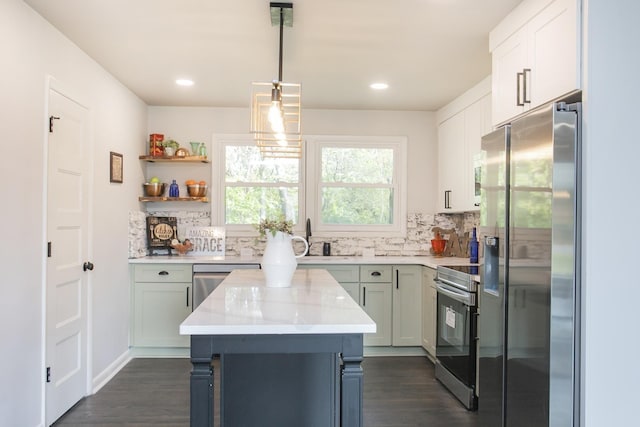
[45,88,90,425]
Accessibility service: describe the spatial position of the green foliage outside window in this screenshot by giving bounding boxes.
[224,145,299,225]
[320,146,394,225]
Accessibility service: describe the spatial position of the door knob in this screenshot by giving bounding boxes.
[83,262,94,271]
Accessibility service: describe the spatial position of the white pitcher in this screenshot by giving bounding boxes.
[261,231,309,288]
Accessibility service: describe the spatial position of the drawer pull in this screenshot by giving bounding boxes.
[158,271,169,276]
[371,271,381,277]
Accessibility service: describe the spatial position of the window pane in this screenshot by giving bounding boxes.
[321,187,393,224]
[225,187,299,225]
[321,147,393,184]
[225,145,299,183]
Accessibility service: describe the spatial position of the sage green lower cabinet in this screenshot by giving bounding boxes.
[359,265,392,346]
[360,281,393,346]
[298,263,423,348]
[298,264,360,303]
[421,266,437,357]
[132,264,192,349]
[392,265,423,346]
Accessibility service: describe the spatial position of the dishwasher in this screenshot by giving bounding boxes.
[192,263,261,310]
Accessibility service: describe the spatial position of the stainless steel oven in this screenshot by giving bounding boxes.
[434,265,478,410]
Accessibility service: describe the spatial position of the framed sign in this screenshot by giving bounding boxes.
[110,151,123,183]
[146,216,177,255]
[185,227,226,256]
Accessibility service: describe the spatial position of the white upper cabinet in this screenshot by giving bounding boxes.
[490,0,580,126]
[437,77,492,213]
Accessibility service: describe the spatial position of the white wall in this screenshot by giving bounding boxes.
[582,0,640,425]
[148,107,438,213]
[0,1,146,425]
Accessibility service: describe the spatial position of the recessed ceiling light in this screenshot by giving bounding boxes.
[370,82,389,90]
[176,79,194,87]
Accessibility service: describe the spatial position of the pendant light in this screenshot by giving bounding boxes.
[250,2,302,158]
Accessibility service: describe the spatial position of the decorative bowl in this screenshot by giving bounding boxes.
[187,184,208,197]
[143,182,166,197]
[175,147,189,157]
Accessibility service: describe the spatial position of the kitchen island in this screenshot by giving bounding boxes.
[180,268,376,427]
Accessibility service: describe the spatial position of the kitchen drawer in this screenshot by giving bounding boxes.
[360,265,392,283]
[298,264,360,283]
[134,263,192,283]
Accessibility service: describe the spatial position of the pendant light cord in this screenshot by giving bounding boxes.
[278,6,284,82]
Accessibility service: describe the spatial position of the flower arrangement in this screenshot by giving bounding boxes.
[256,217,294,238]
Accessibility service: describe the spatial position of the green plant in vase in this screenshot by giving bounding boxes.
[256,217,294,238]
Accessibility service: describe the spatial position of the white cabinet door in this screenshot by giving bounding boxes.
[438,93,491,213]
[491,28,528,125]
[491,0,579,126]
[133,282,191,347]
[438,111,466,212]
[527,0,579,107]
[392,266,422,346]
[421,267,437,357]
[463,94,491,211]
[360,282,392,346]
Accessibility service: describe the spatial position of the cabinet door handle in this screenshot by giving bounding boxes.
[444,190,451,209]
[186,287,190,307]
[396,269,399,289]
[371,271,381,277]
[516,71,525,106]
[158,271,169,276]
[522,68,531,104]
[363,286,366,306]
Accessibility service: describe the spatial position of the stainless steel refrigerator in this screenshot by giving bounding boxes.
[477,101,581,427]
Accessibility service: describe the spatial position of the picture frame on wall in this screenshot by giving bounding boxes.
[110,151,123,183]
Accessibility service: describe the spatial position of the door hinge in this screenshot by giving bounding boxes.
[47,241,52,258]
[49,115,60,133]
[46,366,51,383]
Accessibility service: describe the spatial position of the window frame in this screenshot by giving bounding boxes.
[212,134,407,238]
[211,134,306,236]
[305,135,407,237]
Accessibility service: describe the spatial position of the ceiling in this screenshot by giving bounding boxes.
[24,0,522,111]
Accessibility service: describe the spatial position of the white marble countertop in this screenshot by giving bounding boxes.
[130,254,478,270]
[180,269,377,336]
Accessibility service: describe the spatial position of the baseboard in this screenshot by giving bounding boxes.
[129,346,190,358]
[91,349,131,394]
[364,346,428,357]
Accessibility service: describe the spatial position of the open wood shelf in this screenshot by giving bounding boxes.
[138,196,209,203]
[139,155,209,163]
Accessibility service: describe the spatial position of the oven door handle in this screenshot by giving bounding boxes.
[436,281,475,306]
[435,276,467,289]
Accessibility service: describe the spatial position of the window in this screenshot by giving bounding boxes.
[213,135,406,236]
[307,136,407,236]
[212,135,303,235]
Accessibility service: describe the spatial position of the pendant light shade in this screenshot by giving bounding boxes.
[250,2,302,158]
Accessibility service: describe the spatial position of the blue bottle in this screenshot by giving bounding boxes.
[169,179,179,197]
[469,227,479,264]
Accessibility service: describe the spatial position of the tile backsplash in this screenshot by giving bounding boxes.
[128,210,480,258]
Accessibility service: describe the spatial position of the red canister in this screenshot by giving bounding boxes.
[149,133,164,157]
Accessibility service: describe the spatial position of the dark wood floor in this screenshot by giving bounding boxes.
[54,356,478,426]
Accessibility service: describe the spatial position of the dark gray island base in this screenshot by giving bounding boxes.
[189,333,364,427]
